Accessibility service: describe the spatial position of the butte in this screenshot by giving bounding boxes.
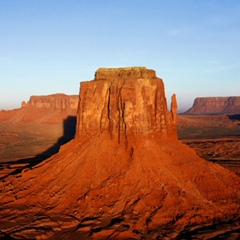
[0,67,239,239]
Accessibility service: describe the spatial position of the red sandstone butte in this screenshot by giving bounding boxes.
[0,67,239,239]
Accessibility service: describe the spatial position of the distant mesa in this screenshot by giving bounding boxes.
[185,96,240,115]
[0,93,78,123]
[0,67,239,239]
[21,93,79,110]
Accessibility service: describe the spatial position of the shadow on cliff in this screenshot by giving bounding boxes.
[0,116,76,180]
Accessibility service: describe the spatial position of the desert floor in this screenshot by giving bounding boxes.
[0,119,76,179]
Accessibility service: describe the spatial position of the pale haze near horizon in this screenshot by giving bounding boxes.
[0,0,240,113]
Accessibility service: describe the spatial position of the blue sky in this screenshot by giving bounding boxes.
[0,0,240,112]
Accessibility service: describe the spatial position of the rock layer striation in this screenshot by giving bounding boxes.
[0,67,240,239]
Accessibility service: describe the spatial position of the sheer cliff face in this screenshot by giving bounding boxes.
[185,97,240,115]
[77,67,177,142]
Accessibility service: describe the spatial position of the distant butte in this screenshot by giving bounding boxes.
[0,67,239,239]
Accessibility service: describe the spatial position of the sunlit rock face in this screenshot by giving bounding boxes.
[77,67,177,142]
[0,67,239,240]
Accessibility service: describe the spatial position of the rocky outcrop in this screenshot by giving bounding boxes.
[21,93,79,110]
[185,96,240,115]
[0,67,240,239]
